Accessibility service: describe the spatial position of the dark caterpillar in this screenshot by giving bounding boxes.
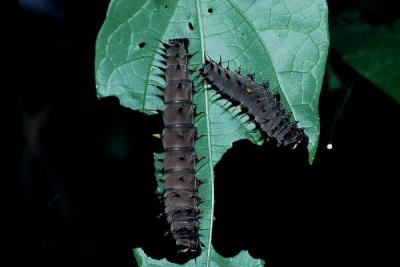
[199,58,306,148]
[158,39,201,254]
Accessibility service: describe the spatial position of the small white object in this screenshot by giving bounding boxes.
[327,143,333,150]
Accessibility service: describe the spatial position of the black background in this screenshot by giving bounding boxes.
[19,0,399,266]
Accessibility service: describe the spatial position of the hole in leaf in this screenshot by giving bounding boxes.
[164,5,168,8]
[188,22,194,30]
[208,8,213,13]
[138,42,145,48]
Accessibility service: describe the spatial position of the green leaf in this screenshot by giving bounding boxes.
[95,0,329,265]
[153,153,164,195]
[326,62,343,92]
[134,248,264,267]
[96,0,329,163]
[331,19,400,104]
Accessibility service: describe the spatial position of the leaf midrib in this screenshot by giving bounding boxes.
[195,0,215,266]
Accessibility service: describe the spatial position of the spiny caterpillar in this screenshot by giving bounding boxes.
[199,57,306,148]
[156,39,201,254]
